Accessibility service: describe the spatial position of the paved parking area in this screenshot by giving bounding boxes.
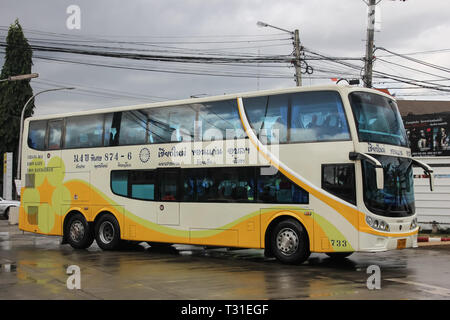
[1,220,450,300]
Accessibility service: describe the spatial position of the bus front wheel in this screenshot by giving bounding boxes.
[65,213,94,249]
[95,214,122,250]
[270,218,310,264]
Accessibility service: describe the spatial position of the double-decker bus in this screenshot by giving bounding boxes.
[18,85,434,264]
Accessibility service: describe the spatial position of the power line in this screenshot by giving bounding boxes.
[376,47,450,74]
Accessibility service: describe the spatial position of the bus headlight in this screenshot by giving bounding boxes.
[366,216,390,232]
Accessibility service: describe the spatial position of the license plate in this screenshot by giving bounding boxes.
[397,239,407,249]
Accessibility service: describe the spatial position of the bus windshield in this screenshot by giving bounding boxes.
[349,92,408,147]
[362,155,415,217]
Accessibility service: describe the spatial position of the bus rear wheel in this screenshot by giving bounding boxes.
[270,218,310,264]
[95,214,122,250]
[65,213,94,249]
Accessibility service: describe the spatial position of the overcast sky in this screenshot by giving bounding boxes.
[1,0,449,115]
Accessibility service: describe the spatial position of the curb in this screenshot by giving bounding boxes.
[418,236,450,243]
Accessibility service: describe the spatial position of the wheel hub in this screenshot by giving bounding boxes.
[99,221,115,244]
[69,220,85,242]
[276,228,299,256]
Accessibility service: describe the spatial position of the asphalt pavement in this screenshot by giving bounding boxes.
[1,219,450,300]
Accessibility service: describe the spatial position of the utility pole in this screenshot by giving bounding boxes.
[363,0,377,88]
[257,21,302,86]
[293,29,302,87]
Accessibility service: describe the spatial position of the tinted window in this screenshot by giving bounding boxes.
[111,167,308,204]
[111,171,128,196]
[129,170,156,200]
[48,120,63,150]
[322,164,356,205]
[28,120,47,150]
[362,155,415,217]
[349,92,407,147]
[111,170,156,200]
[144,100,244,144]
[103,113,114,147]
[257,169,309,204]
[119,111,147,145]
[244,95,289,143]
[182,167,255,202]
[193,100,245,141]
[139,106,196,144]
[65,114,104,149]
[291,91,349,142]
[244,91,350,144]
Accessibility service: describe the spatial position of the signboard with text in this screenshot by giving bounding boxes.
[403,112,450,157]
[3,152,13,200]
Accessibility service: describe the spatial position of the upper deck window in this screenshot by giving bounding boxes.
[65,114,104,149]
[48,120,63,150]
[243,91,350,144]
[28,120,47,150]
[349,92,408,147]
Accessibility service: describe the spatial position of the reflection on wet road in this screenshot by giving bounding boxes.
[1,220,450,300]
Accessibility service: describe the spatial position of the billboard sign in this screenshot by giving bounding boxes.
[403,112,450,157]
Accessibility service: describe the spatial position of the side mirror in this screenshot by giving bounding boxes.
[411,158,434,192]
[375,167,384,190]
[429,172,435,192]
[349,152,384,190]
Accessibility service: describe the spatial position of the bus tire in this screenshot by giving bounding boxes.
[4,207,10,220]
[95,214,121,250]
[326,252,353,259]
[270,218,310,265]
[65,213,94,249]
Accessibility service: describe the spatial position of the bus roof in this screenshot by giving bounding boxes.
[26,84,393,122]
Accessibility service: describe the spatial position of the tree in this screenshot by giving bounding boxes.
[0,19,34,191]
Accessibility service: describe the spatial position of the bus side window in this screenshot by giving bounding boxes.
[119,111,147,146]
[105,112,122,146]
[290,91,350,143]
[130,170,156,200]
[65,114,104,149]
[28,120,47,150]
[322,164,356,205]
[111,171,128,197]
[48,120,63,150]
[244,95,288,144]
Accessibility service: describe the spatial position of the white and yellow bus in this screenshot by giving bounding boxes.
[18,85,434,264]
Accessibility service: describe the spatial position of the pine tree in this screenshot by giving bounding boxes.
[0,19,34,188]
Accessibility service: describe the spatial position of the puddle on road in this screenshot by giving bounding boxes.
[0,232,10,240]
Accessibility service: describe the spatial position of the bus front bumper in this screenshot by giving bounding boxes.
[359,232,418,252]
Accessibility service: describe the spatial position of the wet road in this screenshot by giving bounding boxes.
[1,219,450,300]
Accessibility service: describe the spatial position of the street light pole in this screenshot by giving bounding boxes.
[16,87,75,182]
[257,21,302,86]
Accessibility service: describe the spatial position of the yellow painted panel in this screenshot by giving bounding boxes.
[190,228,238,247]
